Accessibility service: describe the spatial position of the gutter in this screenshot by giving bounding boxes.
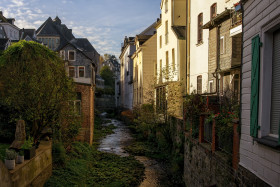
[186,0,191,94]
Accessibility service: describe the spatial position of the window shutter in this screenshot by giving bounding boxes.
[250,35,261,138]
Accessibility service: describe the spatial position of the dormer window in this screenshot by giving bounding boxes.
[68,50,76,61]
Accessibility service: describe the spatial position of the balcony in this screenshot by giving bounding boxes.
[230,4,242,37]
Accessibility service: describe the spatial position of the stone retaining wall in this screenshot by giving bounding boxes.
[0,141,52,187]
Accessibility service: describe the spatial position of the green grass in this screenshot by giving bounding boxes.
[0,143,10,161]
[45,142,145,187]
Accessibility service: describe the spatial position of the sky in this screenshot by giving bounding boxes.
[0,0,161,57]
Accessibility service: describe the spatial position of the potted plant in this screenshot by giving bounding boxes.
[21,136,36,160]
[5,149,17,170]
[16,150,24,164]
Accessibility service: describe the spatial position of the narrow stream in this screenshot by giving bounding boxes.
[97,113,169,187]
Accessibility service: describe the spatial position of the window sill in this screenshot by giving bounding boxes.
[196,41,204,47]
[254,136,280,150]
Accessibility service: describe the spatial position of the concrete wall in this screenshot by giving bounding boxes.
[240,0,280,186]
[0,141,52,187]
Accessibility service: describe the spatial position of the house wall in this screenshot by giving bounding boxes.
[75,84,94,145]
[62,45,94,85]
[120,44,135,110]
[240,0,280,186]
[1,23,19,40]
[143,34,157,104]
[189,0,239,94]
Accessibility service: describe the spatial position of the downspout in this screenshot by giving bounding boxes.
[240,1,244,126]
[186,0,191,94]
[216,25,221,97]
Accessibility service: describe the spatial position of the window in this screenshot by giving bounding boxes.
[209,80,214,93]
[172,48,175,71]
[74,92,81,115]
[165,21,169,44]
[220,36,225,54]
[197,13,203,44]
[211,3,217,19]
[68,50,76,61]
[270,30,280,136]
[160,59,163,81]
[69,66,75,78]
[165,0,168,13]
[156,86,167,114]
[233,74,239,98]
[160,35,162,48]
[197,75,202,94]
[166,51,169,77]
[60,50,65,60]
[79,66,85,77]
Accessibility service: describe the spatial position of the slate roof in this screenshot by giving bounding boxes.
[36,16,99,67]
[36,17,75,50]
[0,38,9,50]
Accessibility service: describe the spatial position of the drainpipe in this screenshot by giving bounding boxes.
[216,25,221,97]
[186,0,191,94]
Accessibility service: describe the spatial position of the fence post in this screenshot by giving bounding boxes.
[232,119,240,170]
[212,119,216,152]
[199,114,205,143]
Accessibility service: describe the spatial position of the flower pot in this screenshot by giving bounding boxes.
[16,155,24,164]
[5,159,15,170]
[24,146,36,160]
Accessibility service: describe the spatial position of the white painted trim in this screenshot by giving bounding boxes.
[230,25,242,37]
[259,14,280,137]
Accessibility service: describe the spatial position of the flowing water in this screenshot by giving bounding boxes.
[97,113,171,187]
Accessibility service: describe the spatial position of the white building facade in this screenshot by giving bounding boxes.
[189,0,240,94]
[119,37,136,110]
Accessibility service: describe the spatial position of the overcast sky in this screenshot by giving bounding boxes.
[0,0,161,57]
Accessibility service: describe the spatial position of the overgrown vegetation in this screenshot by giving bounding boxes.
[45,142,144,187]
[0,143,10,161]
[0,41,81,145]
[47,112,145,186]
[125,104,185,186]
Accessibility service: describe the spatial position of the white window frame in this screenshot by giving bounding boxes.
[68,66,76,78]
[258,15,280,138]
[209,80,214,93]
[68,50,76,61]
[60,50,65,60]
[220,36,225,54]
[78,66,85,78]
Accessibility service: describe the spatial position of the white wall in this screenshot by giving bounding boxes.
[189,0,238,94]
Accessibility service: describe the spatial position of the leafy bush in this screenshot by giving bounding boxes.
[52,142,66,167]
[21,136,34,149]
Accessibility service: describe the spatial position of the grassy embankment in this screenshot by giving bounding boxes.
[45,114,145,187]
